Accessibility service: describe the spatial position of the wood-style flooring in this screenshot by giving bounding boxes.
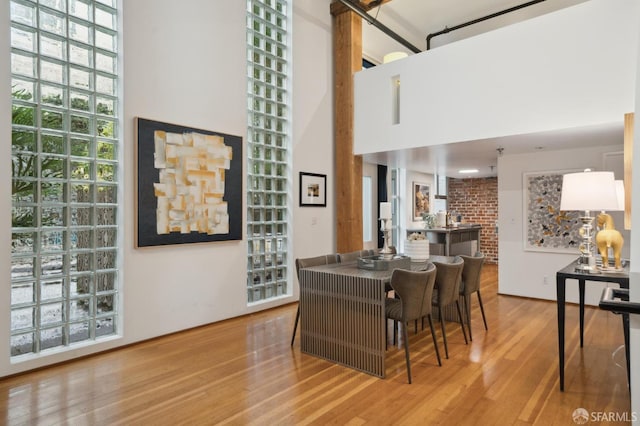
[0,264,632,425]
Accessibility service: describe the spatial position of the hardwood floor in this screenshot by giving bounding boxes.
[0,264,631,425]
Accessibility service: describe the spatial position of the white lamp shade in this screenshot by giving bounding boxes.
[560,171,618,212]
[380,202,392,219]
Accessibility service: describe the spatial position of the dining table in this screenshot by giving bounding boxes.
[298,255,454,378]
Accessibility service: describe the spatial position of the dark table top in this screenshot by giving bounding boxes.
[556,257,629,285]
[302,255,455,282]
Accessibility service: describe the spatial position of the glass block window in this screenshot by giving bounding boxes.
[246,0,290,303]
[10,0,120,357]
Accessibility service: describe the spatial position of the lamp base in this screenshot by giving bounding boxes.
[380,218,393,259]
[573,213,598,273]
[381,233,394,259]
[574,253,597,273]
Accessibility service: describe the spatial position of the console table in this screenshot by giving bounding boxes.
[556,258,629,391]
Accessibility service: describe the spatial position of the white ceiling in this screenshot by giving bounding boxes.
[360,0,588,63]
[356,0,624,178]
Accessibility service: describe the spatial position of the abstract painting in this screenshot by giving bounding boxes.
[136,118,243,247]
[523,171,581,253]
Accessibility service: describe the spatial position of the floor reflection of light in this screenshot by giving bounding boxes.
[469,342,484,363]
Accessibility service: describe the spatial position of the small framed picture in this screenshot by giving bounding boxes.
[299,172,327,207]
[412,181,430,221]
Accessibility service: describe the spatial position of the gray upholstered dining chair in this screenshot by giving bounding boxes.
[432,256,468,359]
[291,254,339,346]
[459,252,487,341]
[385,264,441,384]
[337,249,375,263]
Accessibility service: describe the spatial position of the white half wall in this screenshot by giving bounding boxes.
[354,0,639,155]
[0,0,335,377]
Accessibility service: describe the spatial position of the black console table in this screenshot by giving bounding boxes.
[556,258,629,391]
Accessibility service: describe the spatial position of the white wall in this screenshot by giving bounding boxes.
[354,0,639,155]
[290,0,336,299]
[498,145,627,305]
[0,0,335,377]
[630,13,640,421]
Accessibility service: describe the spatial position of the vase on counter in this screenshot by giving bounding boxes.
[404,238,429,262]
[422,212,436,229]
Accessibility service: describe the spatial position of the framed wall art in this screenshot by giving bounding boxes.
[412,181,430,221]
[135,117,243,247]
[523,170,582,253]
[299,172,326,207]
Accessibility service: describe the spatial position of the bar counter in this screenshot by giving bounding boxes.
[407,224,481,256]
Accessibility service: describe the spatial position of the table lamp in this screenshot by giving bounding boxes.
[560,170,618,273]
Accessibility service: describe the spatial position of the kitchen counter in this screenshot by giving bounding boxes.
[406,225,481,256]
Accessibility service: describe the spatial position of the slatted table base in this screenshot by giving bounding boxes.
[300,269,386,378]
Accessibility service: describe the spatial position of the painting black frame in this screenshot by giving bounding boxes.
[299,172,327,207]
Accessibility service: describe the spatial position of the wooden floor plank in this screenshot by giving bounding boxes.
[0,265,631,425]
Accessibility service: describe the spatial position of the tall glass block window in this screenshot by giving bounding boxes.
[10,0,120,357]
[246,0,290,303]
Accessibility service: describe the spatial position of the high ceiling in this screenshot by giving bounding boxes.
[358,0,588,63]
[350,0,623,178]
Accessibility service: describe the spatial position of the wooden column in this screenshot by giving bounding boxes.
[332,6,363,252]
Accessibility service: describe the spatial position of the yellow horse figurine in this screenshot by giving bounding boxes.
[595,213,624,269]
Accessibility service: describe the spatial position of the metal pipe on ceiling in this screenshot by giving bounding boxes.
[336,0,422,54]
[426,0,546,50]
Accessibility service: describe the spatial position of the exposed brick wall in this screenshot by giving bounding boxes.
[448,177,498,264]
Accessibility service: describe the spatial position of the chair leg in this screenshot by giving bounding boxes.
[385,318,388,350]
[427,314,442,366]
[463,294,473,341]
[393,320,398,345]
[401,322,412,384]
[440,314,449,359]
[456,300,468,344]
[290,305,300,347]
[477,290,488,330]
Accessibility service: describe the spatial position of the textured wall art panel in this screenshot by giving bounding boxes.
[523,171,581,253]
[136,118,243,247]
